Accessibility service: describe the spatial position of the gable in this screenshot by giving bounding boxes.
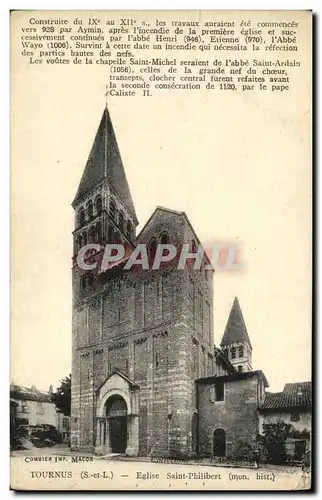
[136,207,185,245]
[96,369,137,396]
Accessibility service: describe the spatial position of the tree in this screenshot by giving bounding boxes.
[262,420,294,464]
[52,375,71,416]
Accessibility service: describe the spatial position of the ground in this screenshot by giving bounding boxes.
[10,445,311,491]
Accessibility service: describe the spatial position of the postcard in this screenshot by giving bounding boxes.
[10,10,312,491]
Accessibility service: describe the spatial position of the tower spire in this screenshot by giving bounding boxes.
[220,297,253,373]
[72,106,138,225]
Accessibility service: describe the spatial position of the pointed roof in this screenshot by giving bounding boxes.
[73,107,138,223]
[220,297,252,348]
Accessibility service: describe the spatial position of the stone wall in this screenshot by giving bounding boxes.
[71,207,215,458]
[197,374,261,458]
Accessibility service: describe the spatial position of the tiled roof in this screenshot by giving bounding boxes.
[10,385,53,403]
[220,297,252,348]
[73,107,138,223]
[259,381,312,411]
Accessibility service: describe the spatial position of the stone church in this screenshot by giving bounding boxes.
[70,107,309,460]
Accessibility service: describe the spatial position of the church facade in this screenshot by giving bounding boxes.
[70,107,307,460]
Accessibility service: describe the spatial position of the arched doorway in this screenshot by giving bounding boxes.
[213,428,226,457]
[106,395,128,453]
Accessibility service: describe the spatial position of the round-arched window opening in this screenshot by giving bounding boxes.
[119,211,125,231]
[191,239,197,253]
[96,196,102,214]
[87,202,93,220]
[110,200,117,219]
[160,232,169,245]
[149,238,157,261]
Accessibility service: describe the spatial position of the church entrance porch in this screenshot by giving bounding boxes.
[95,370,139,457]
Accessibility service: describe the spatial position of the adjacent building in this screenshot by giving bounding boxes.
[197,370,268,459]
[258,382,312,461]
[10,384,57,428]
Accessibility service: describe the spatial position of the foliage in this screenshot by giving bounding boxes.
[52,374,71,416]
[261,419,294,464]
[232,440,259,462]
[289,428,310,439]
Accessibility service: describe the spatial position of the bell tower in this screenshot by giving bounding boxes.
[70,106,139,452]
[220,297,253,373]
[72,105,138,262]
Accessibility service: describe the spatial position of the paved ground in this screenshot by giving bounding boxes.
[10,445,311,491]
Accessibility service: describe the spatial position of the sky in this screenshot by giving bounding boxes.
[11,11,311,393]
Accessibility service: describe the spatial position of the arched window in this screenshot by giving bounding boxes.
[213,428,226,457]
[87,201,93,220]
[191,239,197,253]
[109,199,117,219]
[237,365,243,373]
[231,346,236,359]
[95,196,102,214]
[79,208,85,227]
[160,232,169,245]
[238,345,244,358]
[126,221,133,240]
[223,347,229,358]
[119,211,125,231]
[148,238,157,262]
